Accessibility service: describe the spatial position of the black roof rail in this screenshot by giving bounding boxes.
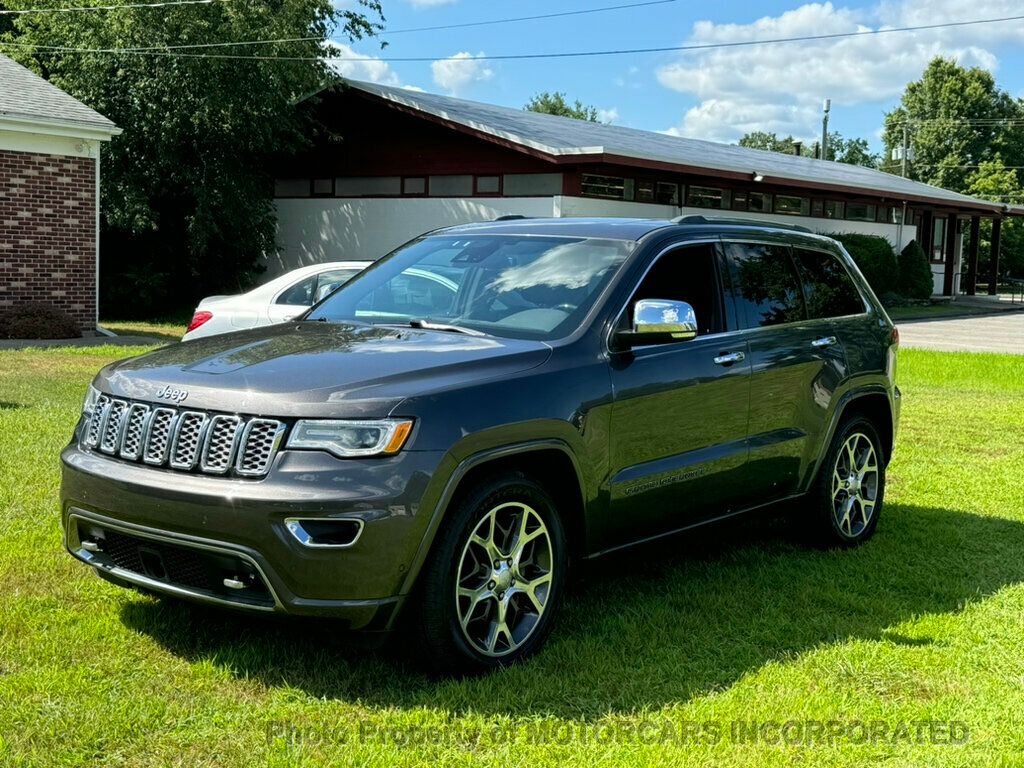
[671,214,812,233]
[493,214,531,221]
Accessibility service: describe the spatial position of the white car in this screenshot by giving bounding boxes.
[183,261,372,341]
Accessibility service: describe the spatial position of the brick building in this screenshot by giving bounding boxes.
[0,54,120,332]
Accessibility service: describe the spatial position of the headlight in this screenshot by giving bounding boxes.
[82,384,101,416]
[287,419,413,458]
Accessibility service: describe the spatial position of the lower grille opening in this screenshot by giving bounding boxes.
[76,522,275,609]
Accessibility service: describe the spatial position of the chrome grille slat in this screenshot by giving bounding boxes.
[84,395,111,448]
[169,412,209,470]
[143,408,177,465]
[237,419,285,476]
[119,403,150,460]
[200,415,243,474]
[82,396,283,478]
[99,399,128,454]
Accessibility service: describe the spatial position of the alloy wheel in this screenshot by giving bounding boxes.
[455,501,554,657]
[831,431,879,538]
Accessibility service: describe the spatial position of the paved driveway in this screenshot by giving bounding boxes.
[896,312,1024,355]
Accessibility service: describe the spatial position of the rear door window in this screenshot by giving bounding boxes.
[791,248,867,319]
[724,242,806,328]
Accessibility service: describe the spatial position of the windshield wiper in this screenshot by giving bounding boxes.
[407,319,488,336]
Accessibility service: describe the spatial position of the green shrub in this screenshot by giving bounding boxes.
[897,239,935,300]
[0,302,81,340]
[826,233,899,296]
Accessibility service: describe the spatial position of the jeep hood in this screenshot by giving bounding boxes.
[97,321,551,418]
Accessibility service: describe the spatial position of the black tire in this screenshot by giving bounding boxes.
[410,472,568,676]
[804,416,886,548]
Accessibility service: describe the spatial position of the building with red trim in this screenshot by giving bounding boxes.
[274,79,1021,297]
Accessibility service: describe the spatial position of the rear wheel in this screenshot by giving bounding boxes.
[805,416,885,547]
[412,473,567,675]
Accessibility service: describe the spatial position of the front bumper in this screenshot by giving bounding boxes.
[61,443,447,629]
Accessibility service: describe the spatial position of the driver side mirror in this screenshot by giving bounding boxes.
[615,299,698,349]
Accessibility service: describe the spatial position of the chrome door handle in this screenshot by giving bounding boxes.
[811,336,838,348]
[713,351,745,366]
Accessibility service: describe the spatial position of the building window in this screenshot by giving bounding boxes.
[890,206,904,225]
[581,174,634,200]
[335,177,401,196]
[403,177,426,195]
[503,173,563,196]
[811,199,824,217]
[732,190,749,211]
[686,185,730,209]
[824,201,844,219]
[749,192,771,213]
[475,175,500,194]
[931,217,946,262]
[274,179,311,197]
[637,180,655,203]
[312,178,334,197]
[656,182,679,205]
[846,202,876,222]
[774,194,810,216]
[429,175,473,196]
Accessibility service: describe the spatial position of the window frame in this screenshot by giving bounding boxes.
[605,239,736,354]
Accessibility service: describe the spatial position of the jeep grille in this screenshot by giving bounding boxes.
[83,398,284,478]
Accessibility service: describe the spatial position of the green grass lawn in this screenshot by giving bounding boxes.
[1,345,1023,766]
[886,303,999,321]
[100,318,189,344]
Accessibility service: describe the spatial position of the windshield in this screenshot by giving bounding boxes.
[307,234,635,340]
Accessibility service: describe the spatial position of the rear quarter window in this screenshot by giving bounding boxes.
[792,247,867,319]
[724,242,806,328]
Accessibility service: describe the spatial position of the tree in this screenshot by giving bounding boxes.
[897,240,934,301]
[882,58,1024,193]
[2,0,384,315]
[966,159,1024,278]
[737,130,879,167]
[525,92,599,122]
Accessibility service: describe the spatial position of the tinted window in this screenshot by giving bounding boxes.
[312,268,361,304]
[276,276,315,306]
[624,244,727,336]
[725,242,805,328]
[792,248,866,319]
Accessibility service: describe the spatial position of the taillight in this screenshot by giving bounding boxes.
[891,326,900,348]
[187,310,213,332]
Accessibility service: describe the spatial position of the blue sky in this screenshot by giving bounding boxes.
[331,0,1024,151]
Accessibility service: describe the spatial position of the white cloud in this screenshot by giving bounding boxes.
[431,51,494,95]
[657,1,1023,143]
[325,42,401,86]
[597,107,620,124]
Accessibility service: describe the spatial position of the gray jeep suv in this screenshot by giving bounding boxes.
[61,216,900,674]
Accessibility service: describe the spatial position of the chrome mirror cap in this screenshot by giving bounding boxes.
[632,299,698,340]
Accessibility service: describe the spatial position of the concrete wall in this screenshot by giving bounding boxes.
[270,196,557,276]
[272,194,919,283]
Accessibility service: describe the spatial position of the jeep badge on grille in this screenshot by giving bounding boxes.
[155,385,189,403]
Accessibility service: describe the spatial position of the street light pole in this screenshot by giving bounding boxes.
[821,98,831,161]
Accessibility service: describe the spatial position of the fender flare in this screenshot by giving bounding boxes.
[393,438,585,603]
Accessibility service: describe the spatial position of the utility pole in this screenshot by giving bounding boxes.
[821,98,831,161]
[901,122,910,177]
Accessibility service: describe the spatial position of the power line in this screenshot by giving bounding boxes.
[384,0,677,35]
[2,12,1023,60]
[0,0,217,14]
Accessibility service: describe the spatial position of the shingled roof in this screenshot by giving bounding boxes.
[336,78,1019,217]
[0,54,118,137]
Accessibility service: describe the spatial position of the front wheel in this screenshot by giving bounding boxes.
[805,416,886,547]
[411,473,567,676]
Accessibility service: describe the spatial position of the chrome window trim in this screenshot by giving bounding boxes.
[199,414,244,474]
[66,510,281,612]
[284,517,365,549]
